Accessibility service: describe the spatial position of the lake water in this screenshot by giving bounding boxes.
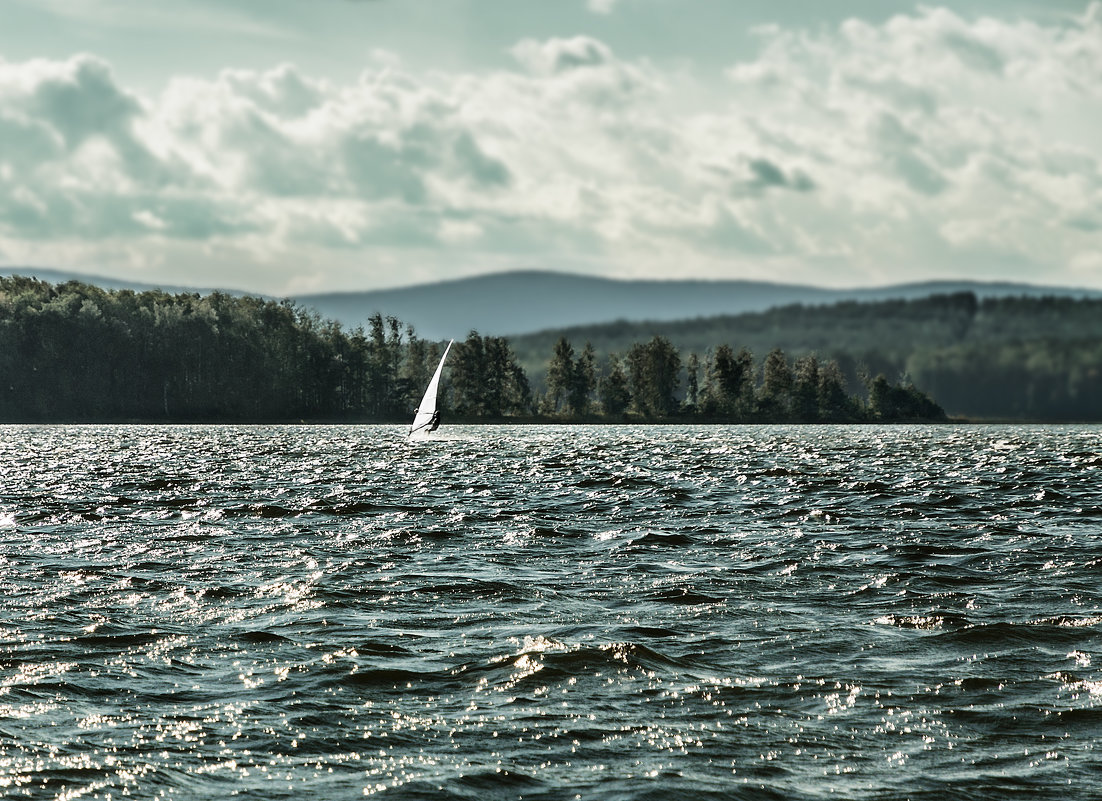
[1,424,1100,800]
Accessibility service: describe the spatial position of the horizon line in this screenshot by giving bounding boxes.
[3,264,1099,300]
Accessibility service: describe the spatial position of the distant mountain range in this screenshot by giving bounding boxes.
[4,266,1101,339]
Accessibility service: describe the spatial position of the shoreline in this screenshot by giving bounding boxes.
[2,416,1096,426]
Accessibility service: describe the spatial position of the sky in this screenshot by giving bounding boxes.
[1,0,1099,295]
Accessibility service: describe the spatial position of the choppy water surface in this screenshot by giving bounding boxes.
[1,424,1100,800]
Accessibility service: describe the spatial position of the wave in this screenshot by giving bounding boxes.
[625,530,697,548]
[6,423,1102,800]
[646,586,725,606]
[234,630,293,644]
[874,613,972,630]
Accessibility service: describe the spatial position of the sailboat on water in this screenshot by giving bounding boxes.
[408,340,454,439]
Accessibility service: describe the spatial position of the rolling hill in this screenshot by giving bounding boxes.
[5,266,1099,340]
[298,271,1102,339]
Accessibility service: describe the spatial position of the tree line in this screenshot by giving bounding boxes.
[541,335,942,422]
[0,277,531,422]
[0,277,943,423]
[511,291,1102,421]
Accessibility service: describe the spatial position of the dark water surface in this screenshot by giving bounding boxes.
[2,424,1100,799]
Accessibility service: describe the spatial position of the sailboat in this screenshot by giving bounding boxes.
[409,340,454,438]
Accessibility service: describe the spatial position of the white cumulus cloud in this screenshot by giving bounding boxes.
[0,4,1100,293]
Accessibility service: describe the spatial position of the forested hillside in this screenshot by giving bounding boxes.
[511,293,1102,421]
[0,277,942,423]
[0,277,495,422]
[16,267,1099,343]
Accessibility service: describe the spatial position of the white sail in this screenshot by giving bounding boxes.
[409,340,453,438]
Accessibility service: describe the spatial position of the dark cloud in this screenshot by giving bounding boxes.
[148,196,259,239]
[0,114,63,165]
[745,158,815,193]
[452,132,511,188]
[341,132,430,204]
[225,110,335,197]
[11,55,181,189]
[29,56,141,149]
[748,158,786,187]
[891,152,949,196]
[1067,215,1101,233]
[941,31,1005,74]
[512,36,615,75]
[873,114,950,196]
[874,113,920,150]
[551,38,610,71]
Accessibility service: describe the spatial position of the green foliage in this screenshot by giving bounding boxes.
[598,354,631,417]
[450,331,531,417]
[544,337,597,416]
[0,276,958,424]
[700,345,755,418]
[571,342,597,416]
[867,374,946,421]
[0,278,439,422]
[791,355,820,422]
[512,292,1102,421]
[683,353,700,413]
[905,339,1102,420]
[760,348,794,420]
[818,360,859,422]
[626,336,681,418]
[545,333,942,422]
[545,337,575,413]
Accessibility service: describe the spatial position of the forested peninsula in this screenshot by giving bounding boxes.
[513,291,1102,423]
[0,276,948,424]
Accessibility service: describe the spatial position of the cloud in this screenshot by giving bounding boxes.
[0,113,62,165]
[586,0,619,15]
[9,0,294,39]
[745,158,815,193]
[511,36,614,75]
[940,29,1006,73]
[719,4,1102,279]
[0,4,1100,293]
[452,132,511,188]
[222,64,328,119]
[26,55,141,147]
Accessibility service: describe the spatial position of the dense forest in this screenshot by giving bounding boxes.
[539,335,941,423]
[512,292,1102,421]
[0,276,530,422]
[0,276,943,423]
